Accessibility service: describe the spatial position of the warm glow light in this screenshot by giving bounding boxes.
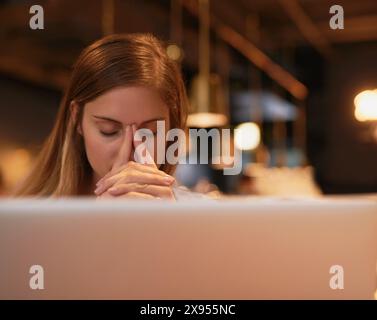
[0,148,32,188]
[234,122,261,151]
[187,112,228,128]
[373,126,377,142]
[166,44,183,61]
[354,89,377,121]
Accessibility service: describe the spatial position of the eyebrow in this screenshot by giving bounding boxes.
[93,115,121,124]
[93,115,167,126]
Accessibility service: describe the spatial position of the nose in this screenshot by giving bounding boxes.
[111,124,134,170]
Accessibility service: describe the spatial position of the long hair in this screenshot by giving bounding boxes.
[14,33,188,197]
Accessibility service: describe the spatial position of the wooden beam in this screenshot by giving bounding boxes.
[278,0,334,59]
[182,0,308,100]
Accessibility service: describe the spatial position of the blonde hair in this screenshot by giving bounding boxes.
[14,33,188,197]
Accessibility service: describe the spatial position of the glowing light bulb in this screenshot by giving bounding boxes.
[354,89,377,121]
[166,44,183,61]
[234,122,261,151]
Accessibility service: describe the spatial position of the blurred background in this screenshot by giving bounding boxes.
[0,0,376,197]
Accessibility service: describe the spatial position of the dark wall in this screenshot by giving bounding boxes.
[307,42,377,194]
[0,76,61,152]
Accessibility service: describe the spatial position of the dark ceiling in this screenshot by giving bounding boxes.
[1,0,376,92]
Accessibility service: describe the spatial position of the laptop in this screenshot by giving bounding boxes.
[0,196,376,299]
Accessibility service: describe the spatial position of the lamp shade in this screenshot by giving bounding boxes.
[187,73,228,128]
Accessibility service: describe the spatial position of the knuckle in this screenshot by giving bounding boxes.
[101,179,111,189]
[127,182,145,192]
[125,171,137,182]
[136,183,148,191]
[117,171,129,183]
[126,161,136,168]
[125,182,138,192]
[118,183,131,193]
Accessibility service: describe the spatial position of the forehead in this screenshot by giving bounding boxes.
[84,86,169,125]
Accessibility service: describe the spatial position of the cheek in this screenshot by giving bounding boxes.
[82,126,118,177]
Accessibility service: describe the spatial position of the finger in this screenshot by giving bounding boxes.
[95,132,133,186]
[96,164,130,186]
[132,124,157,168]
[121,191,157,200]
[95,190,115,199]
[95,170,175,196]
[97,162,169,186]
[95,164,175,194]
[107,183,175,199]
[112,124,133,171]
[117,171,175,187]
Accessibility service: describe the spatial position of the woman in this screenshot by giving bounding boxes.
[14,33,201,200]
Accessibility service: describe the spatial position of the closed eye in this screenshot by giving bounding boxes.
[100,130,119,137]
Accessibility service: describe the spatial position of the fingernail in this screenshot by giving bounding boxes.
[163,176,175,184]
[94,185,104,194]
[96,180,102,186]
[108,187,117,193]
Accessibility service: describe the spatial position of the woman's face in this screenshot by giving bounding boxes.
[78,86,170,182]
